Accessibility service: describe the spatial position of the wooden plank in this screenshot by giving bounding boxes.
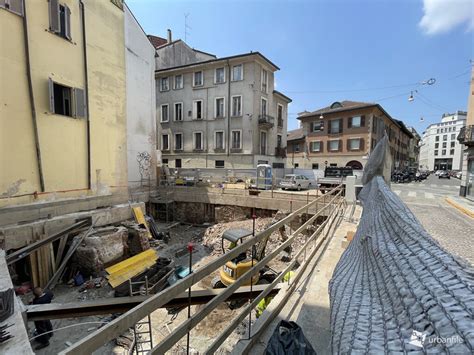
[55,235,69,271]
[29,253,38,288]
[6,219,90,265]
[60,186,343,355]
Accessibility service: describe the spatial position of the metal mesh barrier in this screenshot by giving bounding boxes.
[329,136,474,353]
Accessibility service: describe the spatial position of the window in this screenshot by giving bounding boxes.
[193,100,203,120]
[435,136,439,142]
[1,0,24,15]
[174,75,183,89]
[193,132,203,150]
[193,71,203,86]
[450,149,455,155]
[160,104,169,122]
[312,163,319,169]
[161,134,169,150]
[329,140,340,151]
[348,138,361,151]
[451,141,455,148]
[162,158,168,165]
[330,163,337,167]
[311,121,324,132]
[277,134,282,148]
[215,67,225,84]
[48,79,86,118]
[232,96,242,117]
[434,150,438,156]
[49,1,71,40]
[174,133,183,150]
[451,133,456,140]
[261,98,267,116]
[443,135,447,141]
[260,131,267,155]
[294,163,299,168]
[329,119,342,134]
[349,116,362,128]
[160,77,169,91]
[261,69,268,93]
[435,143,439,148]
[442,142,447,148]
[215,131,224,150]
[215,160,225,168]
[442,149,446,155]
[277,104,283,127]
[294,143,300,153]
[231,130,241,149]
[175,159,182,168]
[232,64,243,81]
[215,97,225,118]
[310,141,322,152]
[174,103,183,121]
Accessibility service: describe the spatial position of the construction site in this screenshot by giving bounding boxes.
[2,138,473,355]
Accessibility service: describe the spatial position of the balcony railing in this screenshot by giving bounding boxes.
[258,114,274,128]
[458,125,474,146]
[275,146,286,158]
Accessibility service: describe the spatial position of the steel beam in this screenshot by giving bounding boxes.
[26,284,281,321]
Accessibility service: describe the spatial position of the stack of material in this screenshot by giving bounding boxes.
[329,136,474,353]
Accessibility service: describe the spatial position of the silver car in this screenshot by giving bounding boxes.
[280,174,312,191]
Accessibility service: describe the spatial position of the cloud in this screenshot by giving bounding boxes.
[419,0,474,35]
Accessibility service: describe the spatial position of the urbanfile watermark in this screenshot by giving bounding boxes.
[408,330,464,348]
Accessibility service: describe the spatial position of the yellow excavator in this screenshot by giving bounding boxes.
[211,228,276,288]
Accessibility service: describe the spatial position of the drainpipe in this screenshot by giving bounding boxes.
[226,60,231,156]
[80,0,91,189]
[22,0,45,192]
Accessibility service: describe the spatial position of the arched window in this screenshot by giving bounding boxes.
[346,160,363,170]
[330,102,343,109]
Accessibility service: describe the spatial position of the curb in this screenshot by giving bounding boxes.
[445,197,474,218]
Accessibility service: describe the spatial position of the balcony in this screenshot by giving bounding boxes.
[258,114,274,129]
[275,146,286,158]
[458,125,474,146]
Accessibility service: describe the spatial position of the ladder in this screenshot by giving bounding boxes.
[129,277,153,354]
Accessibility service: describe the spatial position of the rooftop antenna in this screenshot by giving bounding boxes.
[184,13,191,43]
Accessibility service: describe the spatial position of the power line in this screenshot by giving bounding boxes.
[286,82,421,94]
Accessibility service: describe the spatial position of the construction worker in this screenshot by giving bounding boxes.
[256,271,295,318]
[31,287,54,350]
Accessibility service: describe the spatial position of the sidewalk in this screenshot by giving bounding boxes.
[445,195,474,218]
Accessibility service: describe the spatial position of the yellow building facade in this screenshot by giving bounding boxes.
[0,0,127,207]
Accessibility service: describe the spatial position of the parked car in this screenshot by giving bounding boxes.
[280,174,312,190]
[438,171,450,179]
[455,171,462,179]
[434,170,443,176]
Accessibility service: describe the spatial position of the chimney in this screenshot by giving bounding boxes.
[167,29,172,43]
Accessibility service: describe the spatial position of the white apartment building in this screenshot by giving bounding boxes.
[153,38,291,169]
[419,111,467,171]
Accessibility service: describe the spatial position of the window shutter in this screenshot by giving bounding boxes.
[320,141,324,153]
[346,139,350,151]
[310,122,314,132]
[8,0,24,16]
[361,115,365,127]
[327,121,331,134]
[327,141,330,151]
[339,139,342,152]
[360,138,365,151]
[65,4,72,40]
[48,78,55,113]
[49,0,60,33]
[339,119,343,133]
[348,117,352,129]
[74,88,86,118]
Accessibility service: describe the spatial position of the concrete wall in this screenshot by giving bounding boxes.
[124,6,157,185]
[0,1,127,207]
[155,40,215,70]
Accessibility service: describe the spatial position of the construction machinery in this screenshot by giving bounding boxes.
[212,228,276,288]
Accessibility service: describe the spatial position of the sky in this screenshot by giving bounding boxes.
[127,0,474,134]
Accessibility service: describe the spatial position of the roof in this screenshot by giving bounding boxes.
[298,100,377,118]
[155,51,280,73]
[273,90,292,103]
[394,119,414,138]
[192,48,217,58]
[147,35,168,49]
[287,128,305,141]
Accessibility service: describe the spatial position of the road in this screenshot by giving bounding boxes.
[392,174,473,265]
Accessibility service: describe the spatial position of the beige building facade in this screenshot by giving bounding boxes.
[0,0,128,207]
